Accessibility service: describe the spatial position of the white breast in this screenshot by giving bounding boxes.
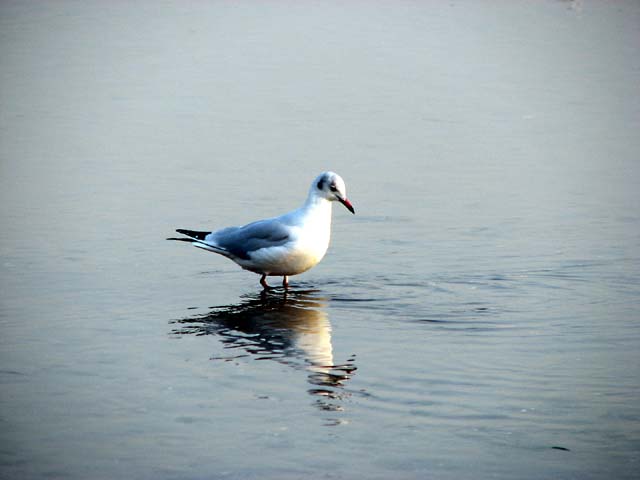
[248,202,333,276]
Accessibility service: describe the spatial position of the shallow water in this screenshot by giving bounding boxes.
[1,1,639,479]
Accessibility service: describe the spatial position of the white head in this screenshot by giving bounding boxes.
[310,171,355,214]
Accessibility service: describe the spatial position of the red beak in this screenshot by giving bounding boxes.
[339,196,355,214]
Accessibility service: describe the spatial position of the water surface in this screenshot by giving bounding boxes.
[1,1,639,479]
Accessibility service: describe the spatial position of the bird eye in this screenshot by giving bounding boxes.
[329,184,337,192]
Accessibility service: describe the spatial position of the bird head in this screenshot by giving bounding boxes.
[313,172,355,214]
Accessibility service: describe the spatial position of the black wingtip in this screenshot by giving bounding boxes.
[175,229,211,240]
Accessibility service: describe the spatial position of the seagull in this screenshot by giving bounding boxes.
[168,171,355,290]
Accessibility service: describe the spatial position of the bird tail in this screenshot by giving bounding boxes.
[169,229,211,240]
[167,229,229,256]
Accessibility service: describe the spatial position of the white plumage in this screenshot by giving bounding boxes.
[169,172,355,289]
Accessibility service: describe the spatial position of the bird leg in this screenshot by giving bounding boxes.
[260,274,289,291]
[260,274,273,290]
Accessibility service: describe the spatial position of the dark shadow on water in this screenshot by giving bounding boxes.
[170,288,357,420]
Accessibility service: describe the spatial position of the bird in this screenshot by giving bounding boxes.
[168,171,355,290]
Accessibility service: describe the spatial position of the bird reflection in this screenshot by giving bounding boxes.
[171,289,356,417]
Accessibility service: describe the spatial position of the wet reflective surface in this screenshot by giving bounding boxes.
[171,290,358,418]
[1,1,640,479]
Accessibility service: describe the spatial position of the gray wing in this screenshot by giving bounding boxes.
[209,218,292,260]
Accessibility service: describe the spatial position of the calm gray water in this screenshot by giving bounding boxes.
[1,1,639,479]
